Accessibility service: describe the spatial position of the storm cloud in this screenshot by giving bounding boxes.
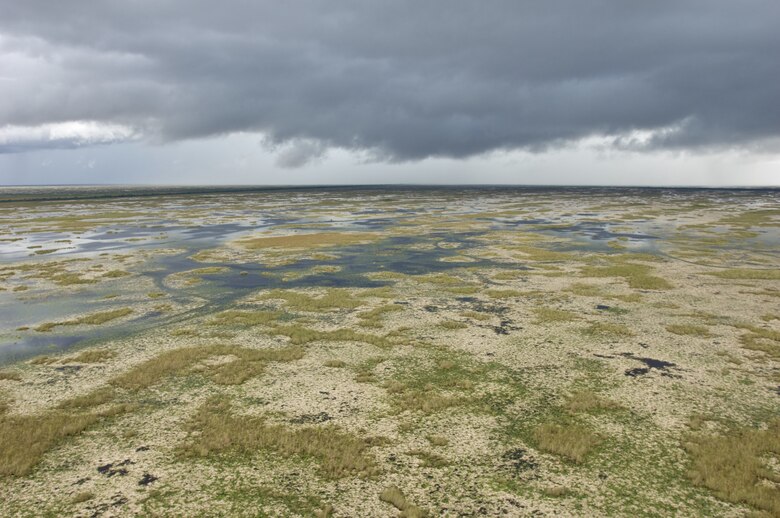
[1,1,779,160]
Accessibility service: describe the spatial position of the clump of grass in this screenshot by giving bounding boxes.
[57,387,116,410]
[0,371,21,381]
[734,324,780,358]
[35,308,133,332]
[64,349,116,363]
[71,492,94,504]
[407,449,449,468]
[28,356,57,365]
[580,263,672,290]
[323,360,346,368]
[581,322,635,338]
[357,304,403,328]
[379,486,427,517]
[708,269,780,280]
[239,232,378,250]
[439,320,467,330]
[485,289,523,299]
[0,411,100,475]
[102,270,129,278]
[180,397,379,479]
[565,390,621,413]
[460,310,491,321]
[565,283,642,302]
[111,344,304,391]
[394,387,459,414]
[209,310,281,326]
[533,307,579,324]
[666,324,712,337]
[542,486,570,498]
[260,289,362,312]
[685,419,780,515]
[427,435,449,447]
[270,325,392,348]
[533,422,600,463]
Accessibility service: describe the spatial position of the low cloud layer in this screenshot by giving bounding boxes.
[1,1,779,161]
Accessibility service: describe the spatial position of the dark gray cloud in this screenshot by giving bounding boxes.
[1,1,779,159]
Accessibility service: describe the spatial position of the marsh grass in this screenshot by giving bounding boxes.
[35,307,133,332]
[57,387,116,410]
[427,435,449,447]
[666,324,712,337]
[581,322,635,338]
[485,289,523,299]
[379,486,427,517]
[111,344,304,391]
[533,307,579,324]
[565,283,642,303]
[580,263,672,290]
[71,492,95,504]
[323,360,346,368]
[357,304,403,328]
[685,419,780,515]
[707,269,780,280]
[533,422,600,463]
[238,232,378,250]
[565,390,621,413]
[0,371,21,381]
[0,412,100,476]
[734,324,780,358]
[180,397,379,479]
[260,289,361,312]
[407,449,449,468]
[270,325,393,348]
[439,320,468,330]
[460,310,491,321]
[64,349,116,363]
[209,310,282,326]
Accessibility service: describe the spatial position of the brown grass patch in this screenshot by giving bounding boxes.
[0,412,100,476]
[63,349,116,363]
[581,322,635,338]
[685,419,780,515]
[565,390,621,413]
[379,486,427,517]
[180,397,379,479]
[111,344,304,391]
[534,422,600,463]
[0,371,21,382]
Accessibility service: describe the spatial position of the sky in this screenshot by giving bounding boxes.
[0,1,779,186]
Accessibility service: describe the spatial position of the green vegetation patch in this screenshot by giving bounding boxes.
[580,262,672,290]
[259,289,362,311]
[35,307,133,332]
